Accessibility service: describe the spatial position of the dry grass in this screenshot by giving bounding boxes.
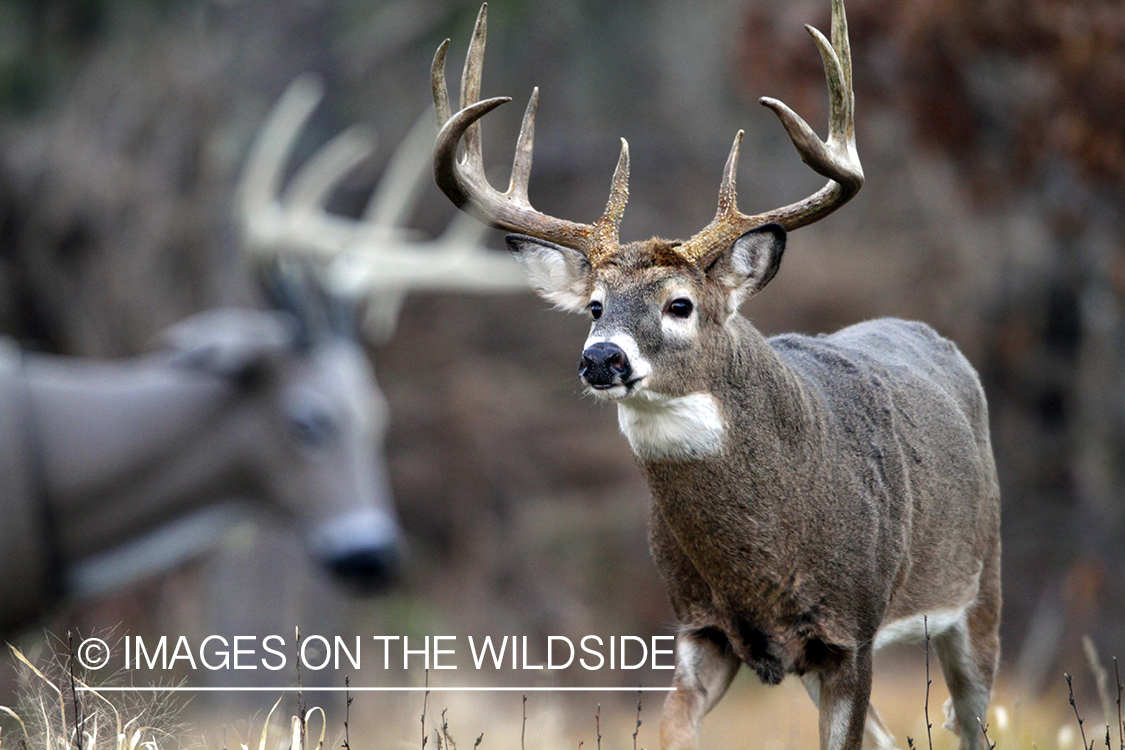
[0,643,183,750]
[0,644,338,750]
[2,642,1105,750]
[177,653,1082,750]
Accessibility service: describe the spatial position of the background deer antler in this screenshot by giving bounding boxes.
[237,73,529,342]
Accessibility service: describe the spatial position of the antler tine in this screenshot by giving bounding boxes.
[760,24,854,184]
[508,87,538,205]
[239,75,377,261]
[432,40,452,129]
[588,139,630,257]
[283,125,376,218]
[831,0,854,125]
[717,130,744,217]
[433,97,514,214]
[238,74,322,249]
[239,75,321,207]
[460,4,489,174]
[678,0,863,264]
[432,3,628,258]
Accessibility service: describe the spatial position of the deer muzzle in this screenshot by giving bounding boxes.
[579,341,632,389]
[310,508,404,592]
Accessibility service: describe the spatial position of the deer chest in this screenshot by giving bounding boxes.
[647,485,866,684]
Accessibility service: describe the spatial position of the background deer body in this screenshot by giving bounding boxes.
[1,70,533,633]
[0,308,403,632]
[433,2,1000,750]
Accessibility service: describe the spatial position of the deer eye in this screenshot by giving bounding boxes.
[290,410,336,447]
[588,300,603,320]
[666,298,694,319]
[285,391,339,447]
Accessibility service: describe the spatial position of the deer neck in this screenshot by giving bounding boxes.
[624,318,831,611]
[24,353,251,563]
[616,316,823,464]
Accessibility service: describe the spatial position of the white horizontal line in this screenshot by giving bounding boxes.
[78,686,675,693]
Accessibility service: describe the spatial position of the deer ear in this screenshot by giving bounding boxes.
[506,234,593,314]
[164,308,295,380]
[708,223,786,307]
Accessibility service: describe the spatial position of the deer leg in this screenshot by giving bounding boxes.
[807,644,874,750]
[803,673,898,750]
[933,620,990,750]
[659,628,741,750]
[863,702,898,750]
[933,557,1001,750]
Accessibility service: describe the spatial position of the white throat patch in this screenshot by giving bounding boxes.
[616,391,726,460]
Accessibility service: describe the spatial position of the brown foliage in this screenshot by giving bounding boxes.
[740,0,1125,195]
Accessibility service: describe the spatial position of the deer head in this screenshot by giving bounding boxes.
[431,0,863,405]
[231,72,537,586]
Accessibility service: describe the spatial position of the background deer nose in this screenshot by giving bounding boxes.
[325,541,403,592]
[312,508,404,592]
[579,341,632,387]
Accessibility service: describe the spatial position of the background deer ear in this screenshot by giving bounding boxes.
[163,308,296,380]
[708,223,786,307]
[506,234,594,314]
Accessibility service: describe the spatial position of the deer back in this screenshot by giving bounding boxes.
[0,339,56,630]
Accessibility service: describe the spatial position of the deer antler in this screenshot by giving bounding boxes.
[431,4,630,265]
[237,73,529,340]
[433,0,863,269]
[676,0,864,264]
[239,74,381,262]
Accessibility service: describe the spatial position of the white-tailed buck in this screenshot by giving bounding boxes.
[0,75,531,633]
[432,3,1001,750]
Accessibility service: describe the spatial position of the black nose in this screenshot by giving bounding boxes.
[326,543,403,593]
[579,342,631,387]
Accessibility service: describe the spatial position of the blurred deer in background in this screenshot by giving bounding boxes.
[432,3,1001,750]
[0,75,528,633]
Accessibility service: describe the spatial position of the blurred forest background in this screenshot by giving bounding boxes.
[1,0,1123,731]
